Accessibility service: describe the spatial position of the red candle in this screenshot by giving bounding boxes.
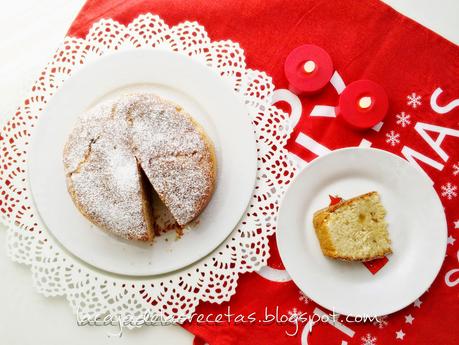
[336,80,389,130]
[284,44,334,95]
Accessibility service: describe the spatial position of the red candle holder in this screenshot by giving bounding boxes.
[336,79,389,130]
[284,44,334,95]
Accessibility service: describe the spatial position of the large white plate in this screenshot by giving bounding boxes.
[28,49,257,276]
[277,148,447,317]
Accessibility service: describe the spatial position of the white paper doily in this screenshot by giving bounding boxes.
[0,14,296,322]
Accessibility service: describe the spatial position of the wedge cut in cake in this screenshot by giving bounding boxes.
[312,192,392,261]
[63,93,216,241]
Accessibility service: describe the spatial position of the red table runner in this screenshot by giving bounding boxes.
[68,0,459,344]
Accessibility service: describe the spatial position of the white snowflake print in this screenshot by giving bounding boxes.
[441,183,458,200]
[407,92,422,108]
[361,333,377,345]
[396,330,406,340]
[453,163,459,176]
[413,298,423,308]
[299,291,309,304]
[395,112,411,127]
[287,307,301,319]
[372,315,389,329]
[385,130,400,146]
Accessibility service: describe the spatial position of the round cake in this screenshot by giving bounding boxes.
[63,93,216,241]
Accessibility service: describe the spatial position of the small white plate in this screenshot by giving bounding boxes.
[277,148,447,317]
[28,49,257,276]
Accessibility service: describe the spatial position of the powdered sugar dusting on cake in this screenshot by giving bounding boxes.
[109,148,138,193]
[63,93,216,239]
[63,100,114,173]
[64,98,148,240]
[122,93,215,225]
[147,154,213,225]
[122,94,206,157]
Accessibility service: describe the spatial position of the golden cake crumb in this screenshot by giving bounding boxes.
[312,192,392,261]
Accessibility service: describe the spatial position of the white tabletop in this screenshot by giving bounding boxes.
[0,1,457,344]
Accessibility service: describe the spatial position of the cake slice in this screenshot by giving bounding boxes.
[312,192,391,261]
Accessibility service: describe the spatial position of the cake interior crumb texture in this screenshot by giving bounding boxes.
[313,192,392,261]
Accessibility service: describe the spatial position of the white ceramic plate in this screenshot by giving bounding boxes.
[28,49,257,276]
[277,148,447,317]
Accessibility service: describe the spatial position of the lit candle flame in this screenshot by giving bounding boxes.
[303,60,316,74]
[358,96,372,109]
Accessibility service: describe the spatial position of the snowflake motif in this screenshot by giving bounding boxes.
[395,112,411,127]
[441,183,458,200]
[299,291,309,304]
[453,163,459,176]
[372,315,389,329]
[385,130,400,146]
[407,92,422,108]
[287,308,301,318]
[361,333,377,345]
